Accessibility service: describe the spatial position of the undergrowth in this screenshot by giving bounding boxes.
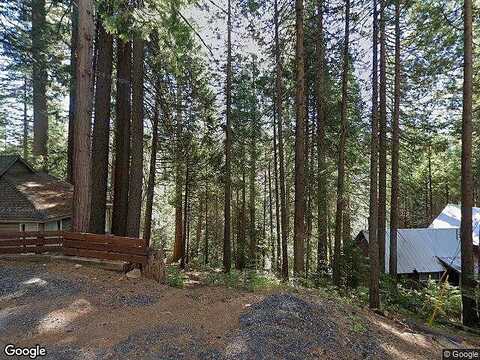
[166,266,187,288]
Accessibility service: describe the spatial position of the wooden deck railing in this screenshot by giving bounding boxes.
[0,231,148,266]
[63,232,148,265]
[0,231,63,254]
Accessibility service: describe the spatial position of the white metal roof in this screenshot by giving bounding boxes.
[429,204,480,246]
[361,228,461,274]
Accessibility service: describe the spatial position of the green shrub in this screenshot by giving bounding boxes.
[166,266,186,288]
[378,275,462,324]
[205,269,282,292]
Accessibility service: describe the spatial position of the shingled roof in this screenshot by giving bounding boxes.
[0,154,73,221]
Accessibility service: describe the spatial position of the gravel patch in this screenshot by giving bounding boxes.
[0,305,45,337]
[104,293,157,307]
[226,293,386,360]
[226,293,338,359]
[0,265,82,304]
[110,324,222,360]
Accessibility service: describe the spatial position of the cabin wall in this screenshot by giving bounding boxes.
[0,222,19,232]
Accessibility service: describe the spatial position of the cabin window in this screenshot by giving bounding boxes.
[21,223,39,231]
[45,221,59,231]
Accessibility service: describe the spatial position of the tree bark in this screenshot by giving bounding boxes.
[143,87,160,246]
[72,0,94,232]
[315,0,328,273]
[268,162,275,269]
[248,58,257,268]
[126,33,145,238]
[89,16,113,234]
[173,87,184,262]
[236,155,247,270]
[306,115,315,278]
[204,181,209,265]
[428,144,433,221]
[333,0,350,287]
[461,0,480,328]
[293,0,306,277]
[67,0,78,184]
[377,0,387,274]
[223,0,233,272]
[181,155,190,269]
[23,77,29,160]
[32,0,48,160]
[389,0,400,278]
[194,194,204,261]
[273,109,282,273]
[369,0,380,309]
[274,0,289,281]
[111,40,131,236]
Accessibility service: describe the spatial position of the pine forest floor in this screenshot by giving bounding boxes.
[0,259,478,359]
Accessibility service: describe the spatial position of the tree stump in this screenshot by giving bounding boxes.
[143,247,166,283]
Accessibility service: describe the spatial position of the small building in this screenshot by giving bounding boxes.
[355,227,479,283]
[0,155,73,232]
[430,203,480,244]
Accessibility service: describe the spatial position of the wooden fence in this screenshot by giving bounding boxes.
[63,232,148,265]
[0,231,148,266]
[0,231,63,254]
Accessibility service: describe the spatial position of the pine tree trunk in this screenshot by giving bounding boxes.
[111,40,131,236]
[333,0,350,287]
[293,0,306,277]
[305,85,311,278]
[306,117,315,278]
[173,88,184,262]
[223,0,233,272]
[461,0,480,328]
[236,157,247,270]
[89,15,113,234]
[67,1,78,184]
[428,145,433,221]
[268,162,275,269]
[32,0,48,159]
[377,0,387,274]
[72,0,94,232]
[273,110,282,272]
[204,182,209,265]
[315,0,328,273]
[23,77,29,159]
[143,85,160,246]
[126,33,145,238]
[249,72,257,267]
[181,156,190,269]
[262,171,267,269]
[195,194,204,260]
[389,0,400,278]
[274,0,289,280]
[369,0,380,309]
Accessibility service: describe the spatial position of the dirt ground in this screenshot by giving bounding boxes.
[0,259,478,359]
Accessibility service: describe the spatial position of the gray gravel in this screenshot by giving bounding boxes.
[0,263,392,360]
[225,293,386,360]
[109,324,222,360]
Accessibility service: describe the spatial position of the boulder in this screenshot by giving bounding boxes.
[126,268,141,279]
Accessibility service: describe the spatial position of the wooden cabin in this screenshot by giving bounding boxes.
[0,155,73,232]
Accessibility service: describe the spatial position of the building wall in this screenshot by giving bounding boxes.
[0,222,19,232]
[0,219,72,232]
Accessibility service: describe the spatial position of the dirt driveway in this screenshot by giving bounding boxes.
[0,260,475,359]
